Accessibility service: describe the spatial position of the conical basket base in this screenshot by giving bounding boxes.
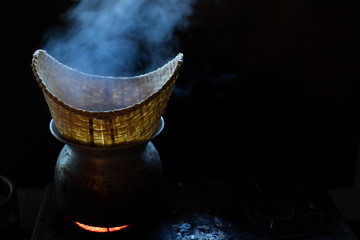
[32,50,183,146]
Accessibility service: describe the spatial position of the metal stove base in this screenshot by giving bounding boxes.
[32,182,358,240]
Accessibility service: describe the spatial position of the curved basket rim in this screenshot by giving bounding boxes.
[31,49,183,118]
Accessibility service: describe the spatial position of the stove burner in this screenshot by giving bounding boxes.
[253,198,296,222]
[245,197,325,238]
[222,178,328,239]
[74,221,130,233]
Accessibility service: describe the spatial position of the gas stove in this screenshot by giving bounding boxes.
[32,179,357,240]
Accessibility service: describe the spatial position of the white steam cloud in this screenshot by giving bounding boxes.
[42,0,195,76]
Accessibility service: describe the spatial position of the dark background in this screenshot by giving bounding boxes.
[1,0,360,191]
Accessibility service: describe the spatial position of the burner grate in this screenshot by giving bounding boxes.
[31,184,171,240]
[243,196,326,238]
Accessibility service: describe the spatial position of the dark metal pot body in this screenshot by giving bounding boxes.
[50,118,164,227]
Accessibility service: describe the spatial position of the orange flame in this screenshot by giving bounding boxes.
[75,221,130,233]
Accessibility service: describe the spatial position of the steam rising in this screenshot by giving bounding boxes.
[42,0,194,76]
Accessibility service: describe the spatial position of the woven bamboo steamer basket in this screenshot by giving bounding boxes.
[32,50,183,147]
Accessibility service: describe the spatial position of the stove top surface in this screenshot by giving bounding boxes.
[31,179,357,240]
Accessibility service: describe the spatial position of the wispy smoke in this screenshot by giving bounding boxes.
[42,0,195,76]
